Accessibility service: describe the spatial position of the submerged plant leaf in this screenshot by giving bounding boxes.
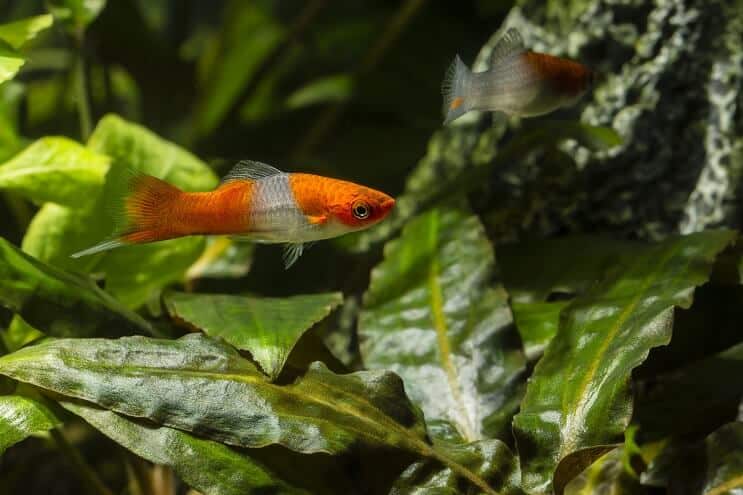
[391,437,523,495]
[62,399,310,495]
[669,422,743,494]
[510,301,568,361]
[47,0,106,30]
[0,137,109,206]
[0,14,53,84]
[0,334,429,454]
[286,74,353,109]
[512,230,736,494]
[360,205,525,443]
[186,237,254,281]
[0,44,25,85]
[0,14,54,50]
[563,448,645,495]
[164,291,343,379]
[0,394,61,454]
[0,237,151,338]
[634,341,743,441]
[0,334,503,494]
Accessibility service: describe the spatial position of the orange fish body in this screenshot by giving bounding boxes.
[72,161,395,268]
[442,28,594,123]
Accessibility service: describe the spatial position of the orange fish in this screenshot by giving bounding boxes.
[72,161,396,268]
[442,28,595,124]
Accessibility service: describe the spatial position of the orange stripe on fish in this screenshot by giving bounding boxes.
[522,51,593,95]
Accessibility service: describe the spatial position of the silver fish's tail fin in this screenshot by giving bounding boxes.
[71,169,183,258]
[442,55,472,125]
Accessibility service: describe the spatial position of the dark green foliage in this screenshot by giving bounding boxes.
[0,1,741,494]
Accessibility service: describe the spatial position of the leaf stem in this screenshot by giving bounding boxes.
[51,428,114,495]
[74,29,93,141]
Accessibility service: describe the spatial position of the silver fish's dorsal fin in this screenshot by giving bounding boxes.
[283,243,304,269]
[488,28,525,68]
[222,160,283,183]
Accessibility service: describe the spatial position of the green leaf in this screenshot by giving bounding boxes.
[0,395,61,454]
[391,438,523,495]
[510,301,568,361]
[0,137,110,206]
[185,237,254,281]
[0,334,503,494]
[47,0,106,30]
[285,74,353,109]
[499,236,634,303]
[563,449,646,495]
[360,205,526,443]
[512,230,736,494]
[61,399,310,495]
[21,202,106,272]
[0,237,152,338]
[634,341,743,442]
[0,15,54,50]
[0,44,25,85]
[164,291,343,379]
[87,114,217,192]
[0,334,429,454]
[669,422,743,494]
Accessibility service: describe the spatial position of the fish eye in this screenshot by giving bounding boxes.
[352,202,371,220]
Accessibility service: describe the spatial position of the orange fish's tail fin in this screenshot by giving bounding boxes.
[71,170,183,258]
[442,55,472,125]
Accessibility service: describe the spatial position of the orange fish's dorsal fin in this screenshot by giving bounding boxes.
[222,160,283,184]
[488,27,525,68]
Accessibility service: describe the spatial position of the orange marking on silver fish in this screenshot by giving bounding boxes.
[522,51,592,95]
[450,96,464,110]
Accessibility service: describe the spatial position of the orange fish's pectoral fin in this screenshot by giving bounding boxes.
[306,214,328,225]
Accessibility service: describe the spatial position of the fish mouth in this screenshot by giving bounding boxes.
[381,198,396,211]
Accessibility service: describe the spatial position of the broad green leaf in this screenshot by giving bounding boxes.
[510,301,568,361]
[62,400,310,495]
[21,202,106,272]
[87,114,217,192]
[634,341,743,442]
[513,230,736,494]
[360,206,526,443]
[0,15,54,85]
[669,422,743,494]
[0,334,428,454]
[164,291,343,379]
[0,237,152,338]
[0,334,502,494]
[0,44,25,85]
[391,438,523,495]
[564,449,646,495]
[286,74,353,109]
[499,236,634,303]
[0,15,54,50]
[47,0,106,29]
[0,395,61,454]
[0,137,109,206]
[186,237,254,281]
